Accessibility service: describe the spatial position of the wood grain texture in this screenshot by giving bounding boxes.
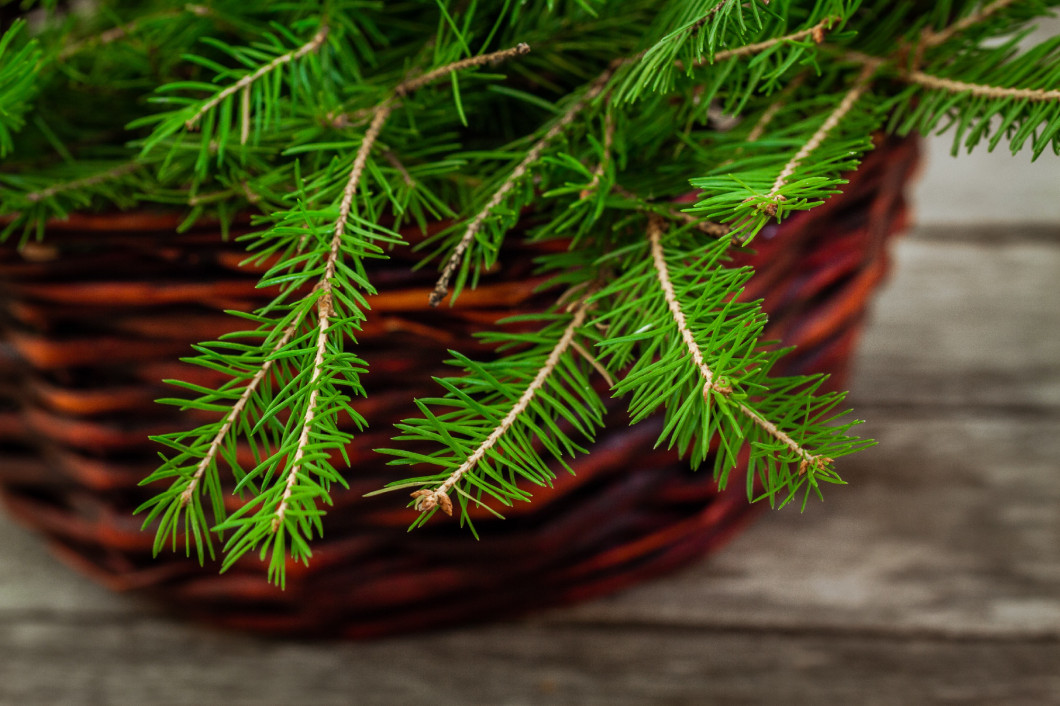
[0,227,1057,704]
[850,232,1060,409]
[0,621,1056,705]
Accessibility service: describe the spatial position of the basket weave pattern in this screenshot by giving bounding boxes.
[0,137,918,637]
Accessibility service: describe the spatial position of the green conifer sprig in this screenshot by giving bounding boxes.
[376,299,607,532]
[2,0,1059,586]
[0,21,39,157]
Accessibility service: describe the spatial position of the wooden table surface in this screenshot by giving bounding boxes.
[0,223,1057,705]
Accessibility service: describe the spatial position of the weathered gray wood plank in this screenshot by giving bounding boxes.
[0,621,1056,705]
[850,231,1060,409]
[546,414,1060,638]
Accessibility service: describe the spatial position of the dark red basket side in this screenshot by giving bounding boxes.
[0,136,919,638]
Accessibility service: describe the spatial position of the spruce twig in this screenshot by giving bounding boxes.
[410,297,593,515]
[921,0,1020,49]
[900,70,1060,102]
[648,216,728,396]
[691,15,838,67]
[24,161,143,203]
[180,319,301,508]
[647,216,829,472]
[184,25,330,130]
[763,63,876,214]
[57,5,211,60]
[430,61,622,306]
[268,42,540,534]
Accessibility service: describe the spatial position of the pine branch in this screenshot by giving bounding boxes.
[56,6,211,61]
[901,68,1060,102]
[693,15,839,67]
[179,319,301,508]
[921,0,1021,49]
[184,25,329,131]
[614,185,731,238]
[24,161,144,203]
[396,42,530,96]
[8,0,1056,582]
[1,158,150,243]
[268,100,390,533]
[429,61,621,307]
[647,216,828,470]
[0,21,41,158]
[139,39,539,583]
[613,0,782,103]
[745,72,807,143]
[648,216,728,395]
[579,107,615,198]
[408,298,593,516]
[763,63,876,214]
[593,217,865,504]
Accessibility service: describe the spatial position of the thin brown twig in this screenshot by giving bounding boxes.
[648,216,727,395]
[922,0,1020,49]
[580,108,615,198]
[57,6,209,60]
[903,69,1060,102]
[690,1,730,35]
[649,217,828,473]
[614,184,730,238]
[25,161,142,203]
[692,16,837,67]
[430,61,624,307]
[240,85,251,146]
[746,73,807,143]
[186,25,329,130]
[411,298,593,516]
[272,104,390,532]
[735,401,831,474]
[842,48,1060,103]
[180,319,302,507]
[396,43,530,96]
[384,151,416,187]
[571,340,614,388]
[763,62,876,214]
[688,1,774,40]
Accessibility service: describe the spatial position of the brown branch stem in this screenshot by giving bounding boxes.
[58,6,210,60]
[903,69,1060,102]
[181,319,301,507]
[763,63,876,212]
[430,62,623,306]
[396,43,530,96]
[25,162,142,203]
[735,401,831,474]
[580,108,615,198]
[614,185,730,238]
[648,217,726,395]
[922,0,1021,49]
[186,25,329,130]
[842,48,1060,103]
[746,73,807,143]
[271,105,389,532]
[693,16,838,67]
[649,217,827,472]
[411,298,592,516]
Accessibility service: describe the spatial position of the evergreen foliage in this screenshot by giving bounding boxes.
[1,0,1058,586]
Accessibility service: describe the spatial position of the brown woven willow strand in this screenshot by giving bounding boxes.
[0,136,918,638]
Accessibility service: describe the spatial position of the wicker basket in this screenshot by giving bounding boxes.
[0,136,918,637]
